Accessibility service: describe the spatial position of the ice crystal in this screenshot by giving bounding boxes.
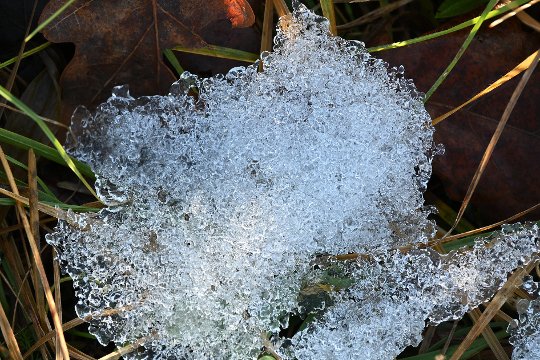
[509,278,540,360]
[47,4,540,359]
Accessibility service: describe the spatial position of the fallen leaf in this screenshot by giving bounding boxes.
[39,0,255,124]
[378,17,540,224]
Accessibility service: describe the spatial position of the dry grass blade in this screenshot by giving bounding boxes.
[489,0,540,28]
[0,146,70,359]
[27,149,48,344]
[259,0,274,72]
[468,308,509,360]
[494,309,514,323]
[0,301,23,360]
[434,202,540,245]
[273,0,291,17]
[0,187,66,219]
[320,0,337,35]
[66,345,96,360]
[442,320,459,355]
[449,260,538,360]
[0,217,57,236]
[23,318,84,359]
[24,305,136,358]
[418,325,436,353]
[0,223,50,359]
[337,0,413,30]
[516,11,540,32]
[443,50,540,238]
[54,248,63,360]
[432,50,539,125]
[261,0,274,53]
[98,336,153,360]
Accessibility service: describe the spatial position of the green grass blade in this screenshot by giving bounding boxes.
[0,197,100,212]
[320,0,337,35]
[0,85,97,198]
[172,45,258,63]
[4,154,58,200]
[0,128,94,179]
[401,329,508,359]
[436,0,489,19]
[0,42,51,70]
[164,49,184,76]
[367,0,531,53]
[424,0,499,101]
[25,0,77,43]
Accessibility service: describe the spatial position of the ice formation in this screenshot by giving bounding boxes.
[508,277,540,360]
[46,4,540,359]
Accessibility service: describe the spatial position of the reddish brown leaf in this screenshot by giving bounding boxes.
[378,18,540,223]
[39,0,255,124]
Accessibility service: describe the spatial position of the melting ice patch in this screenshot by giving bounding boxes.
[47,5,539,360]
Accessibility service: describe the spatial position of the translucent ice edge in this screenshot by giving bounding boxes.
[46,4,540,360]
[509,277,540,360]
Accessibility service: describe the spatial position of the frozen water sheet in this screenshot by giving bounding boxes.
[46,4,539,360]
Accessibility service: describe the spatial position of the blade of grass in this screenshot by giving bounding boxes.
[424,0,498,101]
[0,146,70,359]
[0,226,50,359]
[0,86,97,198]
[163,49,184,76]
[273,0,291,17]
[0,169,60,206]
[489,0,540,28]
[0,43,52,70]
[259,0,275,72]
[320,0,338,35]
[367,0,532,53]
[0,217,57,237]
[0,187,68,219]
[337,0,413,30]
[0,128,94,179]
[24,305,137,359]
[0,301,23,360]
[261,0,275,53]
[442,50,540,238]
[25,0,77,43]
[437,202,540,245]
[54,250,63,360]
[432,50,539,125]
[403,329,509,359]
[4,154,58,200]
[468,308,509,360]
[23,318,83,359]
[27,150,48,352]
[172,45,258,63]
[66,345,96,360]
[449,261,538,360]
[99,336,152,360]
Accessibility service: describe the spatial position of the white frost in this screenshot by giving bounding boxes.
[46,4,539,359]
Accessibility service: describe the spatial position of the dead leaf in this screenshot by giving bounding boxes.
[39,0,255,124]
[378,17,540,224]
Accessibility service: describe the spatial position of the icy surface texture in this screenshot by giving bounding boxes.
[509,276,540,360]
[291,224,540,359]
[46,4,540,360]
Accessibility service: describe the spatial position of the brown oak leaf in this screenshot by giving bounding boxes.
[39,0,255,124]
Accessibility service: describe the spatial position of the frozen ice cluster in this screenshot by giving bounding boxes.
[47,4,540,360]
[508,277,540,359]
[291,223,539,359]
